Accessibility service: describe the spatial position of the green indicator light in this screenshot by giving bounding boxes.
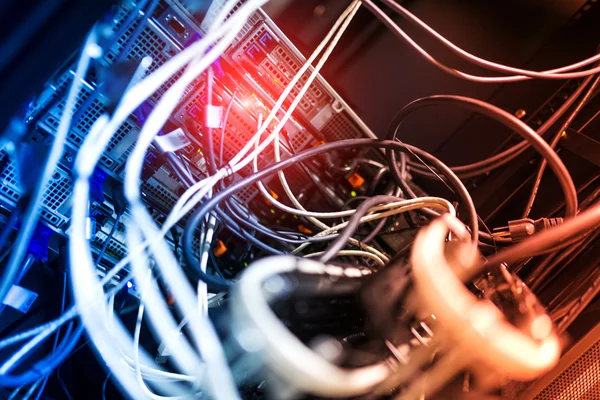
[351,190,357,197]
[270,209,276,214]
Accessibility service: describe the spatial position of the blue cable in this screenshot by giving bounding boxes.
[33,271,69,400]
[101,373,111,400]
[0,323,83,388]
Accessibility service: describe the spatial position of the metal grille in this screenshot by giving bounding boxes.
[0,154,21,203]
[93,235,127,261]
[272,46,325,103]
[141,178,179,210]
[0,151,71,226]
[74,98,104,136]
[236,184,259,203]
[321,111,363,142]
[42,172,72,211]
[107,23,187,98]
[534,338,600,400]
[106,121,136,154]
[288,130,312,152]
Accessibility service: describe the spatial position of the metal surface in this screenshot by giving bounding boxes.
[518,323,600,400]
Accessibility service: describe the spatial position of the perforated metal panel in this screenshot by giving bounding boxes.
[198,0,261,40]
[0,153,21,204]
[43,171,72,211]
[236,184,259,203]
[0,151,72,227]
[515,324,600,400]
[321,111,363,141]
[141,178,179,210]
[534,338,600,400]
[93,234,127,261]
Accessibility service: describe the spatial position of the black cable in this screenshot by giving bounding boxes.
[529,229,600,292]
[367,166,389,195]
[319,196,400,263]
[407,77,593,178]
[204,66,218,175]
[162,148,282,253]
[522,74,600,218]
[362,217,388,244]
[162,151,287,288]
[219,87,238,167]
[223,200,312,244]
[281,131,347,212]
[182,138,479,291]
[0,206,22,255]
[386,95,578,246]
[524,183,600,288]
[477,201,600,276]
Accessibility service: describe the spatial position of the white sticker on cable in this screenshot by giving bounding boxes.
[155,128,192,152]
[205,105,222,128]
[3,285,38,313]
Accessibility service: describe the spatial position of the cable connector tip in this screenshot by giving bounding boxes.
[493,217,563,241]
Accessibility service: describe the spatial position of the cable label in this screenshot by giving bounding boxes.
[2,285,38,313]
[155,128,192,152]
[205,105,223,128]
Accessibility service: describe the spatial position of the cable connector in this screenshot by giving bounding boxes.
[493,217,563,241]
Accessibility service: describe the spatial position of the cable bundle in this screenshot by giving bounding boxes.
[2,0,600,398]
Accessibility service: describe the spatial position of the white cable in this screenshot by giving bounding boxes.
[21,379,41,400]
[231,256,390,397]
[120,2,265,397]
[68,3,265,397]
[132,271,193,400]
[126,223,203,377]
[368,0,600,82]
[292,197,455,255]
[216,0,361,178]
[303,250,386,267]
[197,191,216,317]
[230,0,362,176]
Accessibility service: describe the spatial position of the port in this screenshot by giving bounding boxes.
[168,16,186,36]
[258,31,277,52]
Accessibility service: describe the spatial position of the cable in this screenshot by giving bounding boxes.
[320,196,401,263]
[407,77,594,178]
[226,0,362,176]
[204,66,218,175]
[293,197,454,255]
[0,323,84,387]
[101,373,111,400]
[368,0,600,82]
[95,214,121,266]
[0,29,98,310]
[232,256,390,397]
[386,95,578,245]
[0,206,21,255]
[303,250,386,267]
[218,87,238,167]
[478,201,600,274]
[183,139,459,274]
[522,74,600,218]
